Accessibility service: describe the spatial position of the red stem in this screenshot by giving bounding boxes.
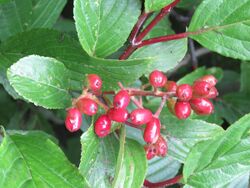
[154,95,168,118]
[135,0,181,44]
[144,175,183,188]
[129,11,151,44]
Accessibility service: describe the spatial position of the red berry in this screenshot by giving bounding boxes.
[76,97,98,116]
[197,75,217,87]
[144,117,161,144]
[108,108,129,123]
[94,115,111,138]
[86,74,102,92]
[65,108,82,132]
[174,101,191,119]
[176,84,193,101]
[164,81,177,93]
[193,81,212,97]
[190,98,214,115]
[130,108,153,126]
[113,90,130,109]
[205,87,218,99]
[155,136,168,157]
[144,145,157,160]
[149,70,167,88]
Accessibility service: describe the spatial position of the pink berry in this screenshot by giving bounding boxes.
[86,74,102,92]
[130,108,153,126]
[94,115,111,138]
[197,75,217,87]
[174,101,191,119]
[108,108,129,123]
[205,87,218,99]
[190,98,214,115]
[149,70,167,88]
[113,90,130,109]
[164,81,177,93]
[193,81,212,97]
[76,97,98,116]
[144,145,157,160]
[176,84,193,101]
[144,117,161,144]
[155,136,168,157]
[65,108,82,132]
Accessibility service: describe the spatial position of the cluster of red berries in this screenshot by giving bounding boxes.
[64,70,218,160]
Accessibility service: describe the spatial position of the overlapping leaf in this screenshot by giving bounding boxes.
[189,0,250,60]
[145,0,174,12]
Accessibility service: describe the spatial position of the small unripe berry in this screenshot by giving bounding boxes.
[176,84,193,101]
[155,136,168,157]
[167,98,176,115]
[65,108,82,132]
[130,108,153,126]
[144,145,157,160]
[108,108,129,123]
[149,70,167,88]
[144,117,161,144]
[164,81,177,93]
[113,90,130,109]
[76,97,98,116]
[86,74,102,92]
[205,87,218,99]
[174,101,191,119]
[190,98,214,115]
[94,115,111,138]
[197,75,217,87]
[193,81,211,97]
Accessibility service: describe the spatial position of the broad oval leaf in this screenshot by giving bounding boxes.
[189,0,250,60]
[0,0,66,41]
[74,0,141,57]
[7,55,71,109]
[183,113,250,187]
[145,0,174,12]
[0,128,89,188]
[240,62,250,94]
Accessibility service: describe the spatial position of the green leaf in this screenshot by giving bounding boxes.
[177,0,201,9]
[147,156,181,183]
[1,29,152,92]
[240,62,250,94]
[73,0,141,57]
[0,128,89,188]
[160,108,224,162]
[177,67,223,85]
[0,0,66,41]
[183,113,250,187]
[7,55,71,109]
[112,126,147,188]
[189,0,250,60]
[145,0,174,12]
[130,16,187,72]
[79,126,119,188]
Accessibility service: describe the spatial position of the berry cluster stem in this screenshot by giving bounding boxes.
[119,0,182,60]
[144,175,183,187]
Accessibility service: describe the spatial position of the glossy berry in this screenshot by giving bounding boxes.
[155,136,168,157]
[94,115,111,138]
[113,90,130,109]
[65,108,82,132]
[205,87,218,99]
[76,97,98,116]
[149,70,167,88]
[197,75,217,87]
[193,81,212,97]
[174,101,191,119]
[164,81,177,93]
[86,74,102,92]
[190,98,214,115]
[144,145,157,160]
[176,84,193,101]
[108,108,129,123]
[144,117,161,144]
[130,108,153,126]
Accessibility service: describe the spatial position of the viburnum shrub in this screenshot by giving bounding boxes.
[1,0,250,187]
